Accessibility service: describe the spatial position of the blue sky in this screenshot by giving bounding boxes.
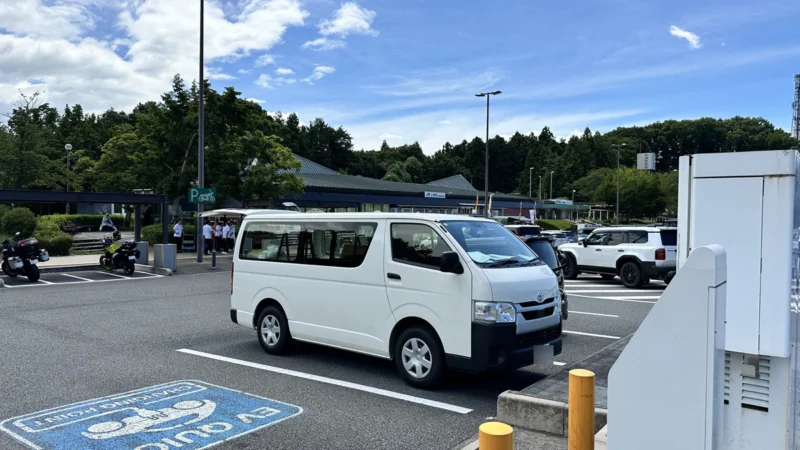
[0,0,798,153]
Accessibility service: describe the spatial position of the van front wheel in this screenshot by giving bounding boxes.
[395,326,445,389]
[257,306,292,355]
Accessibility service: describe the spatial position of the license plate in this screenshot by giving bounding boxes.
[533,344,554,365]
[15,262,23,268]
[29,259,38,264]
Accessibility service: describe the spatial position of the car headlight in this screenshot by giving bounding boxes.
[473,301,516,323]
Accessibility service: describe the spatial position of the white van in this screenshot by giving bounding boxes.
[230,213,563,388]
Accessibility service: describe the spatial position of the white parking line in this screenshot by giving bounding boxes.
[2,274,163,288]
[96,271,130,279]
[176,349,473,415]
[569,294,657,304]
[565,283,663,289]
[563,330,620,339]
[570,311,619,318]
[61,274,94,282]
[567,289,662,294]
[553,362,567,366]
[37,279,53,285]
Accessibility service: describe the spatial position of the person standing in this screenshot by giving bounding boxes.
[202,220,213,255]
[173,219,184,253]
[227,221,236,255]
[222,221,231,254]
[214,219,223,253]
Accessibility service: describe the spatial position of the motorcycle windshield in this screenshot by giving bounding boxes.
[107,243,121,253]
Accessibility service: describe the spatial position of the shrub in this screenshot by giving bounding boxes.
[0,205,9,228]
[535,219,575,231]
[34,230,74,256]
[141,224,196,245]
[2,207,37,238]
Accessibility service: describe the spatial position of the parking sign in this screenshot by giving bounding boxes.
[636,153,656,171]
[189,188,216,204]
[0,380,302,450]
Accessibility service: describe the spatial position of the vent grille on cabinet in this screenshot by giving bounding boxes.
[741,356,770,412]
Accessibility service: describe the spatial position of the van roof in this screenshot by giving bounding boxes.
[592,226,677,233]
[242,212,497,222]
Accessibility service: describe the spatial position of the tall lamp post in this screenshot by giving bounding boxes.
[475,90,501,217]
[549,170,555,200]
[538,176,542,200]
[197,0,206,263]
[528,167,534,198]
[611,143,627,225]
[571,189,576,220]
[65,144,72,214]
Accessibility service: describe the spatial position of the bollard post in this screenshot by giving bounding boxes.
[211,247,217,269]
[478,421,513,450]
[568,369,595,450]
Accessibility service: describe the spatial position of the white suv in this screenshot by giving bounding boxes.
[559,227,677,288]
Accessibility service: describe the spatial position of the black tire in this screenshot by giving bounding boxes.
[257,305,292,355]
[2,261,17,278]
[26,264,40,282]
[620,262,643,288]
[123,261,135,275]
[562,254,579,280]
[394,326,445,389]
[600,274,615,280]
[99,256,112,271]
[663,276,672,285]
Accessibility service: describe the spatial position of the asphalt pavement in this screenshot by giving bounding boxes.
[0,272,662,450]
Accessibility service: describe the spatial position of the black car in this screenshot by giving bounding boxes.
[523,235,568,320]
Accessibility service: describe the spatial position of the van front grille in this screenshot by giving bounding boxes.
[516,323,561,349]
[521,307,555,321]
[519,297,555,308]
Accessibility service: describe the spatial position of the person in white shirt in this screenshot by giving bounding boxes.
[222,221,231,254]
[173,219,183,253]
[226,221,236,255]
[202,220,213,255]
[214,220,223,253]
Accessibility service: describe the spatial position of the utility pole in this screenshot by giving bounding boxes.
[612,143,627,225]
[538,176,542,200]
[528,167,534,198]
[65,144,72,214]
[197,0,205,263]
[549,170,555,200]
[475,90,501,217]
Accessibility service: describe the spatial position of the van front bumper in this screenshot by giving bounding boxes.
[445,322,562,373]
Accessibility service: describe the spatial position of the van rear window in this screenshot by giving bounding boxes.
[659,230,677,246]
[239,222,377,267]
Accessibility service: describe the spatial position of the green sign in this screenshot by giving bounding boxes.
[189,188,216,204]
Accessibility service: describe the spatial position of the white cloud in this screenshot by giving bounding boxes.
[375,70,500,97]
[275,77,296,85]
[246,98,265,104]
[275,67,294,75]
[0,0,308,114]
[378,133,403,140]
[302,65,335,84]
[319,2,378,37]
[302,2,377,51]
[301,37,346,51]
[207,66,235,80]
[237,69,250,75]
[669,25,701,49]
[255,74,273,88]
[438,120,452,125]
[255,54,275,66]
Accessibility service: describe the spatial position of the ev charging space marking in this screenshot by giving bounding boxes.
[0,380,302,450]
[176,349,473,415]
[570,311,619,318]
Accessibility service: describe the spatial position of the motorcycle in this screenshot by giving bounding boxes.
[2,232,49,282]
[99,231,140,275]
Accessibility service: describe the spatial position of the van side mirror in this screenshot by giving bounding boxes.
[582,240,588,247]
[440,251,463,274]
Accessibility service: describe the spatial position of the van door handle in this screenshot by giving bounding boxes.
[618,249,624,252]
[595,249,602,252]
[387,273,401,280]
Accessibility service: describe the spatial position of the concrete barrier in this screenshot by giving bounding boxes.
[496,391,607,437]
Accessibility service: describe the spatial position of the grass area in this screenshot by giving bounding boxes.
[535,219,574,231]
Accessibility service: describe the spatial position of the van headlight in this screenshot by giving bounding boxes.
[473,301,516,323]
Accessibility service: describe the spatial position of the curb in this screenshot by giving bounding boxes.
[496,391,607,436]
[135,264,173,276]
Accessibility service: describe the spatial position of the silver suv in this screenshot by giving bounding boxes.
[559,227,677,288]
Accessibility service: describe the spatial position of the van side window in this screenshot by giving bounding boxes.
[239,223,302,262]
[391,223,451,269]
[304,222,377,268]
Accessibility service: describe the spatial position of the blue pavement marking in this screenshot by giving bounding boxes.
[0,380,303,450]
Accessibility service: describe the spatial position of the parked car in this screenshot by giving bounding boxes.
[541,230,569,247]
[523,235,568,320]
[559,227,677,288]
[505,225,542,238]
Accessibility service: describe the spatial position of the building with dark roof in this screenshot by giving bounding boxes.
[249,154,536,216]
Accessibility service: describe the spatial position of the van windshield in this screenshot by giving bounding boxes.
[442,220,540,267]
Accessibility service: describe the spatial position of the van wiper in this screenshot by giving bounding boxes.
[483,257,538,268]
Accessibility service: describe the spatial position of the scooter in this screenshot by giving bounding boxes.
[1,232,49,282]
[99,230,140,275]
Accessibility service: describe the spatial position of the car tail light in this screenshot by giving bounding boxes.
[655,248,666,260]
[231,262,234,296]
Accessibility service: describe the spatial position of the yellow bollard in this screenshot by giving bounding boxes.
[568,369,596,450]
[479,421,514,450]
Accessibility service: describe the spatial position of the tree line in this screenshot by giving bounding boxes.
[1,74,797,219]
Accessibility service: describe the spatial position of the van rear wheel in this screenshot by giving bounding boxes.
[394,326,445,389]
[257,306,292,355]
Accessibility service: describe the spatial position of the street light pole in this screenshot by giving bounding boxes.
[550,170,555,200]
[528,167,534,198]
[475,90,501,217]
[611,143,627,225]
[538,176,542,200]
[197,0,205,263]
[65,144,72,214]
[571,189,576,220]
